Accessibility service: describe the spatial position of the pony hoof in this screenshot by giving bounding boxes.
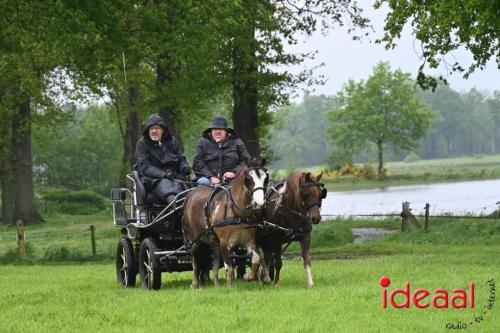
[243,272,256,281]
[263,277,272,284]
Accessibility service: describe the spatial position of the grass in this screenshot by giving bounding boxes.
[1,214,500,332]
[275,154,500,191]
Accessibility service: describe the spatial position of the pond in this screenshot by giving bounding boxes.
[322,179,500,216]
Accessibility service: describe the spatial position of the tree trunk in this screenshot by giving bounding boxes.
[156,62,181,145]
[118,85,141,186]
[231,10,260,158]
[377,140,384,176]
[11,99,43,224]
[1,177,14,225]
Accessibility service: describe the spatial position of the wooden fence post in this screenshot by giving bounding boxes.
[16,220,26,257]
[90,225,96,256]
[401,202,409,232]
[424,203,430,231]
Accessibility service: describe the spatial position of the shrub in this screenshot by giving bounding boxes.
[42,190,107,215]
[403,152,419,163]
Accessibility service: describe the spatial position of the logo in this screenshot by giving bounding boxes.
[379,276,475,309]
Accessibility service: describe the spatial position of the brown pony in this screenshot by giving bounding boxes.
[259,171,326,288]
[183,159,271,288]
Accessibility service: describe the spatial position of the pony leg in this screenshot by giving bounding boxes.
[190,243,200,289]
[274,245,283,287]
[244,246,270,283]
[257,247,271,284]
[300,233,314,288]
[220,245,234,287]
[211,242,220,288]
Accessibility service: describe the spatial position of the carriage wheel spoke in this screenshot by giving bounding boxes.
[143,249,153,287]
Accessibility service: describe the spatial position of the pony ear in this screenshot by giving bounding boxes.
[304,172,312,181]
[316,170,323,181]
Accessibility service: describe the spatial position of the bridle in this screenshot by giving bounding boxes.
[268,178,327,222]
[243,167,269,203]
[299,181,327,212]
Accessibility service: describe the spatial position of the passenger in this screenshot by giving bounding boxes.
[135,114,192,203]
[193,116,251,186]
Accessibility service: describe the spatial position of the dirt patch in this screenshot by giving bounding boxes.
[351,227,398,243]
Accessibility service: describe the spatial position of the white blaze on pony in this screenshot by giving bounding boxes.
[247,169,267,207]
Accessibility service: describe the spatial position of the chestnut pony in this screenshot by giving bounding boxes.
[183,159,271,288]
[259,171,326,288]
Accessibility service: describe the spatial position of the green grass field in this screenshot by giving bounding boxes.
[277,154,500,191]
[1,213,499,332]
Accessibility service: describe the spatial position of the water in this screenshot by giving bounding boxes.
[322,179,500,216]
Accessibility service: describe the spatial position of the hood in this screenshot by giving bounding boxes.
[142,114,169,137]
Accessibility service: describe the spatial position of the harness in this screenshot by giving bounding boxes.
[184,167,268,249]
[258,178,327,251]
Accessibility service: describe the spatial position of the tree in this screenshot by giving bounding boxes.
[419,84,468,158]
[224,0,370,157]
[270,93,337,168]
[328,62,436,175]
[375,0,500,90]
[487,91,500,154]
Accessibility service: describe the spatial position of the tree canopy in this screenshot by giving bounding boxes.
[375,0,500,90]
[328,62,436,175]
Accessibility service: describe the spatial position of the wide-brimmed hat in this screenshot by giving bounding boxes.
[202,116,235,137]
[210,116,228,129]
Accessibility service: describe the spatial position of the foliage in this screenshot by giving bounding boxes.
[403,152,419,163]
[33,105,123,194]
[327,163,379,180]
[269,94,338,167]
[419,86,500,159]
[328,62,436,174]
[375,0,500,90]
[41,190,107,215]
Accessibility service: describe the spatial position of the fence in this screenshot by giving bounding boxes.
[321,200,500,232]
[2,201,499,258]
[1,221,98,258]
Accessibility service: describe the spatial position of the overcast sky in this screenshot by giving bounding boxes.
[286,1,499,101]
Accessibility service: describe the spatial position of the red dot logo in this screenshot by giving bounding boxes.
[379,276,391,287]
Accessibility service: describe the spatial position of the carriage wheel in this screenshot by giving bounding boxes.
[116,238,137,287]
[139,238,162,290]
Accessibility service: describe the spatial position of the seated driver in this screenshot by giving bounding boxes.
[135,113,192,203]
[193,116,250,186]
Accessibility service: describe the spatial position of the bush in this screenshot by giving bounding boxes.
[327,162,379,179]
[403,152,419,163]
[42,190,107,215]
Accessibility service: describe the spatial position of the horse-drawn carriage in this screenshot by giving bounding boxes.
[111,161,327,290]
[111,170,254,290]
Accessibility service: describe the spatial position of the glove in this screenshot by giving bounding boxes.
[181,165,192,176]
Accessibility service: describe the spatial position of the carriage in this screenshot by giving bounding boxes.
[110,171,251,290]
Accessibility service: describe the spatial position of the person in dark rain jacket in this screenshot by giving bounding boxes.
[135,114,192,203]
[193,116,250,185]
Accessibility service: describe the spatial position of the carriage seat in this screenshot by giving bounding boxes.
[130,171,165,206]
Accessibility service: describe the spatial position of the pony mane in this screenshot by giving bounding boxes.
[283,172,305,208]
